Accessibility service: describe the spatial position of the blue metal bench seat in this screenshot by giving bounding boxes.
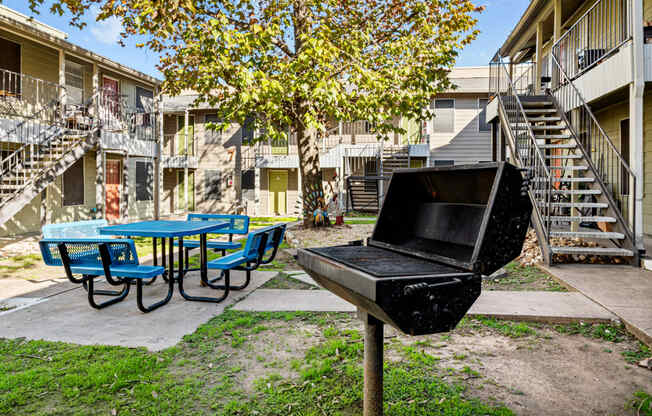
[40,238,173,313]
[205,223,286,291]
[174,214,250,274]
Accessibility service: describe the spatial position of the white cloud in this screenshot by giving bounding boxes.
[89,6,122,45]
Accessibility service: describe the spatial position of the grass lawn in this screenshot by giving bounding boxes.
[482,262,568,292]
[1,311,648,415]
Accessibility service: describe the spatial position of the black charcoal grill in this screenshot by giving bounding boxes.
[297,162,532,416]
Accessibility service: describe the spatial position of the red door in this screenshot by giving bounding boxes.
[105,160,121,221]
[102,77,119,116]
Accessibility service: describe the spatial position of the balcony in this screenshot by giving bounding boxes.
[160,133,196,168]
[160,154,198,169]
[551,0,632,103]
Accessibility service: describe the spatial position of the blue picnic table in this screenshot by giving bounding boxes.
[99,220,230,303]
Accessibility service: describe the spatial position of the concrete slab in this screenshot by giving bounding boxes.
[0,278,66,301]
[286,273,320,287]
[467,291,617,323]
[0,270,277,351]
[232,289,356,312]
[541,264,652,346]
[232,289,615,324]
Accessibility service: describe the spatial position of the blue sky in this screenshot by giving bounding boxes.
[2,0,528,78]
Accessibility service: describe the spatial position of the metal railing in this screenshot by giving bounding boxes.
[97,87,158,141]
[490,54,553,243]
[552,0,631,82]
[549,51,635,240]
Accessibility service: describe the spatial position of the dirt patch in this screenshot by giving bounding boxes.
[286,224,374,248]
[176,313,651,416]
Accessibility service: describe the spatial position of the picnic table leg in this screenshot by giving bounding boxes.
[161,238,168,282]
[143,237,159,286]
[178,234,230,303]
[86,276,131,309]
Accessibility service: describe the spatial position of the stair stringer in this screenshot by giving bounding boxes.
[0,131,98,226]
[497,102,553,265]
[547,94,639,266]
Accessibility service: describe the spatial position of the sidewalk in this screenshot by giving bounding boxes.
[541,264,652,346]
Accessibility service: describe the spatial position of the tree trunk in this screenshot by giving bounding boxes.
[296,119,325,227]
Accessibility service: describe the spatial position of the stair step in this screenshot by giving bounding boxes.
[530,125,565,130]
[521,101,553,107]
[522,108,558,114]
[527,116,562,122]
[545,216,616,222]
[535,189,602,195]
[540,202,608,208]
[533,177,595,183]
[550,246,633,256]
[549,166,588,171]
[550,231,625,240]
[545,154,583,159]
[539,143,576,149]
[536,134,573,140]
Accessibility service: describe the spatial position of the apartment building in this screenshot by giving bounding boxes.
[159,93,245,217]
[485,0,652,265]
[0,5,161,237]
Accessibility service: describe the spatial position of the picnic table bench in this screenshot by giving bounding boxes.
[39,238,171,312]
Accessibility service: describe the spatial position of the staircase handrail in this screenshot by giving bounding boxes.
[491,53,553,242]
[0,90,101,177]
[549,51,636,242]
[549,54,635,179]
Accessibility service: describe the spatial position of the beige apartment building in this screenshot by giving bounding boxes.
[0,5,160,237]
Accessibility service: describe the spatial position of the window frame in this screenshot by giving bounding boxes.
[135,160,154,202]
[433,159,455,167]
[478,98,490,132]
[62,157,85,206]
[204,113,223,145]
[204,169,222,201]
[432,98,455,133]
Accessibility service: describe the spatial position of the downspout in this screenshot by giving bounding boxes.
[631,0,644,251]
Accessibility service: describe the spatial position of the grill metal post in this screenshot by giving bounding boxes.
[363,312,384,416]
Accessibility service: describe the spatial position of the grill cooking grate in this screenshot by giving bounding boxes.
[307,245,462,277]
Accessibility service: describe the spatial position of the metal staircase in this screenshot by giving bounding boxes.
[0,79,99,226]
[380,145,410,176]
[490,54,637,265]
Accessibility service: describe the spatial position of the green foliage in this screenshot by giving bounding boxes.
[26,0,482,218]
[621,342,651,364]
[553,322,627,343]
[626,391,652,416]
[461,317,537,338]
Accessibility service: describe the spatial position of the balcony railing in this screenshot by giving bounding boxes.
[552,0,631,83]
[162,133,196,156]
[98,88,158,141]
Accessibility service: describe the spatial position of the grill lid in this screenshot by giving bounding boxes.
[370,162,532,275]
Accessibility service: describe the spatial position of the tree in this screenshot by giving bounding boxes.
[28,0,481,226]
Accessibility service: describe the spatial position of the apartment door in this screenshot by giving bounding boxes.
[177,170,195,212]
[269,170,288,215]
[177,115,195,155]
[105,160,121,221]
[0,37,20,96]
[102,76,119,116]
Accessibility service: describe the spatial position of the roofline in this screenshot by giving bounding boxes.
[498,0,546,57]
[0,12,161,86]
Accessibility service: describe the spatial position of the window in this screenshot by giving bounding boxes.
[478,98,490,132]
[242,169,255,190]
[433,160,454,167]
[205,114,222,144]
[241,116,255,145]
[205,170,222,200]
[432,99,454,133]
[65,61,84,105]
[135,161,154,201]
[136,87,154,112]
[63,158,84,206]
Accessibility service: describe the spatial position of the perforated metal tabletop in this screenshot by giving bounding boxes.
[99,220,228,238]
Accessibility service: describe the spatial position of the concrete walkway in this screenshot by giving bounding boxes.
[233,288,617,323]
[0,270,277,351]
[542,264,652,346]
